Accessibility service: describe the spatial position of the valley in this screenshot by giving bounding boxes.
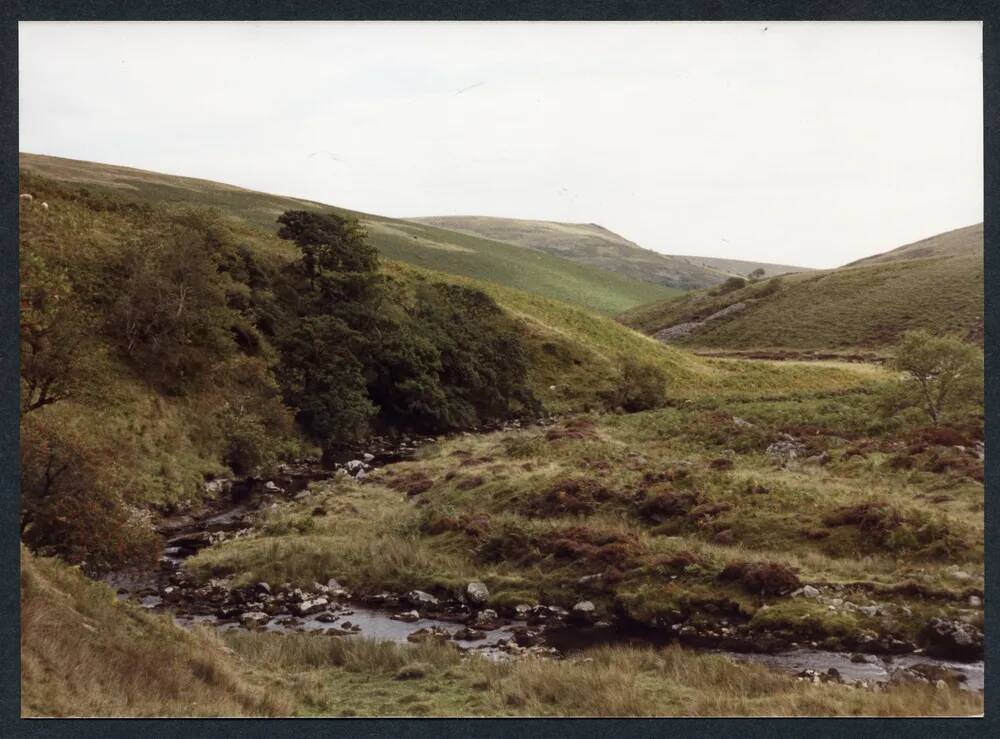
[18,158,984,718]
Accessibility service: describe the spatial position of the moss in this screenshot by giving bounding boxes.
[749,600,862,639]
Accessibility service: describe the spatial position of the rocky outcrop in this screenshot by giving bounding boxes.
[653,301,748,343]
[917,618,984,661]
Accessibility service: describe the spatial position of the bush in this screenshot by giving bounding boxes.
[711,276,747,296]
[608,358,668,412]
[879,330,983,425]
[20,411,161,572]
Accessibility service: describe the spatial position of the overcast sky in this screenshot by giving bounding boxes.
[19,21,982,268]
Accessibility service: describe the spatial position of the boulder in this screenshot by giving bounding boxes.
[239,611,271,630]
[293,597,330,617]
[465,581,490,606]
[917,617,984,661]
[791,585,820,599]
[453,627,487,642]
[392,610,421,623]
[345,460,367,476]
[405,590,439,608]
[407,626,451,644]
[571,601,597,623]
[472,609,500,629]
[766,439,807,466]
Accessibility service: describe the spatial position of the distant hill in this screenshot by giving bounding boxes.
[673,254,808,280]
[18,153,677,316]
[619,225,984,352]
[410,215,809,290]
[843,223,983,268]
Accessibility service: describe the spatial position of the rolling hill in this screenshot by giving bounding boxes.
[18,153,677,316]
[842,223,984,268]
[411,215,809,290]
[619,224,984,352]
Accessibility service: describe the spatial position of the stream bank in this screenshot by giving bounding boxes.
[103,432,983,693]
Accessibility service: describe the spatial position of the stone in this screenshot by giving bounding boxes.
[513,604,532,619]
[511,627,542,647]
[362,453,375,462]
[571,601,596,623]
[407,626,451,644]
[239,611,270,630]
[465,581,490,606]
[969,595,982,608]
[472,609,500,629]
[858,605,879,617]
[917,617,984,661]
[453,627,487,642]
[766,438,807,466]
[792,585,820,599]
[405,590,439,608]
[293,597,330,616]
[326,578,342,591]
[345,460,367,476]
[392,610,420,623]
[950,570,972,581]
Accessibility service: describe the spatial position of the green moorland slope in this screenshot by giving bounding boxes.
[19,153,677,316]
[844,223,983,268]
[619,229,983,352]
[412,215,808,290]
[18,168,875,514]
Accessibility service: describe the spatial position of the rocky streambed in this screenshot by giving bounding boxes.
[103,435,984,692]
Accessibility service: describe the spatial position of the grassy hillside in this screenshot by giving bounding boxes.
[620,235,983,352]
[19,153,676,316]
[675,254,809,279]
[385,260,891,415]
[21,547,289,716]
[412,215,808,290]
[844,224,983,268]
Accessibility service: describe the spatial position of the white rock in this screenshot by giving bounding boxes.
[465,581,490,606]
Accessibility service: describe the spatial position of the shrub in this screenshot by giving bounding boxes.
[879,330,983,425]
[718,561,801,595]
[608,358,668,413]
[711,276,747,296]
[20,411,161,572]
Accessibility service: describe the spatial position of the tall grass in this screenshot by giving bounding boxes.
[20,548,290,717]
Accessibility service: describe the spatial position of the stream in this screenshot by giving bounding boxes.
[103,436,984,692]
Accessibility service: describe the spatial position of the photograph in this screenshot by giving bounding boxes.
[16,19,984,718]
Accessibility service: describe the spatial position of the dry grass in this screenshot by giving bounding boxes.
[20,548,291,717]
[479,645,982,717]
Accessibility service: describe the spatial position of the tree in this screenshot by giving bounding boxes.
[748,268,766,281]
[278,315,375,451]
[882,330,983,425]
[20,249,87,413]
[110,219,236,390]
[277,210,377,272]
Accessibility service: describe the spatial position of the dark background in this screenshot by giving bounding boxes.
[0,2,995,737]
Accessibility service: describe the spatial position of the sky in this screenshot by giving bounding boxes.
[19,21,982,268]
